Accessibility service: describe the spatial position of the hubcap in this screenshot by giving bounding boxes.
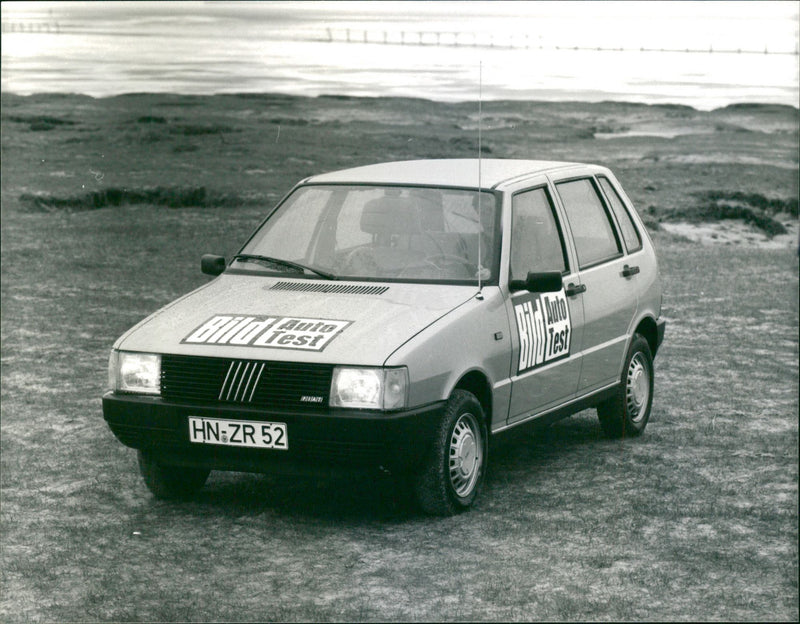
[449,413,483,498]
[626,353,650,423]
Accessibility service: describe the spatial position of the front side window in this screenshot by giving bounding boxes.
[238,185,499,283]
[555,178,621,269]
[510,187,568,280]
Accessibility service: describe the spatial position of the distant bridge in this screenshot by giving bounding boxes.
[1,20,60,34]
[319,27,799,56]
[2,19,797,57]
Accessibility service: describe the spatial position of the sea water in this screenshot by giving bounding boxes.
[2,2,798,110]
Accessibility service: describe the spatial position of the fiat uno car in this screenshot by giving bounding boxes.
[104,159,665,515]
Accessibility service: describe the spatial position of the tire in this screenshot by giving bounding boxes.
[414,390,488,515]
[137,450,210,500]
[597,334,654,438]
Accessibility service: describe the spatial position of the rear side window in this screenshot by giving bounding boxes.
[598,176,642,253]
[510,187,568,280]
[555,178,621,269]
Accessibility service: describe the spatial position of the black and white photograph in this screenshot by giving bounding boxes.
[1,1,797,621]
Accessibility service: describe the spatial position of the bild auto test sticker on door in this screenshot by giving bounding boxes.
[182,314,351,351]
[513,290,572,373]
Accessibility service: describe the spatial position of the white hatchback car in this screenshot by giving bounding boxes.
[104,159,665,515]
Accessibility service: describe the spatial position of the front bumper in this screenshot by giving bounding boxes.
[102,393,444,476]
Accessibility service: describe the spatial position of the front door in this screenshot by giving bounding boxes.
[505,185,584,425]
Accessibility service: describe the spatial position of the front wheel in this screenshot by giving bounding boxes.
[414,390,488,515]
[137,450,210,500]
[597,334,654,438]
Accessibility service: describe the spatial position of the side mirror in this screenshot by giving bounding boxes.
[201,254,226,276]
[509,271,563,293]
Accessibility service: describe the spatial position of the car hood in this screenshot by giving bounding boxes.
[116,274,478,365]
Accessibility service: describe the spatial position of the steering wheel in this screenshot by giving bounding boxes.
[342,246,380,276]
[421,231,446,256]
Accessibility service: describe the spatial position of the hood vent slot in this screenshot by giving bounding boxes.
[270,282,389,296]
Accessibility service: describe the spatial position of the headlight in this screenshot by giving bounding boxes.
[330,367,408,410]
[109,350,161,395]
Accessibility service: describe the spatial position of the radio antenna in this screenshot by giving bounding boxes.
[477,60,484,295]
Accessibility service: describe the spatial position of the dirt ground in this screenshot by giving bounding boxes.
[1,93,797,621]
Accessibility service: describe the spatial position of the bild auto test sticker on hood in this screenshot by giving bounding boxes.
[182,314,351,352]
[513,290,572,373]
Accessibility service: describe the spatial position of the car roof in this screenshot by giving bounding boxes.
[304,159,595,190]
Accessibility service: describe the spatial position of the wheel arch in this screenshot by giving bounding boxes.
[452,370,492,428]
[634,316,660,357]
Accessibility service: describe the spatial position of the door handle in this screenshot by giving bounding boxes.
[622,264,640,277]
[565,283,586,296]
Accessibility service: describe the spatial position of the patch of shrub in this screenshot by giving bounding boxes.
[657,104,695,117]
[269,118,310,126]
[5,115,76,125]
[19,187,261,211]
[448,137,492,154]
[589,124,631,135]
[660,190,800,237]
[708,205,786,236]
[29,122,58,131]
[171,124,238,136]
[719,103,799,114]
[224,93,303,106]
[713,123,753,134]
[4,115,77,131]
[137,116,167,124]
[667,201,788,237]
[693,190,798,216]
[642,218,661,232]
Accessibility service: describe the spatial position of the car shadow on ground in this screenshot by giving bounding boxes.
[167,410,611,522]
[487,409,608,474]
[190,470,416,522]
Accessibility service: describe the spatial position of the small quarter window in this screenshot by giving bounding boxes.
[510,187,568,280]
[555,178,621,269]
[598,176,642,253]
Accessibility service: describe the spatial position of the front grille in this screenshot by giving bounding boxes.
[161,355,333,410]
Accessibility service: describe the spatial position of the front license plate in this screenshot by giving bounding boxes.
[188,417,288,450]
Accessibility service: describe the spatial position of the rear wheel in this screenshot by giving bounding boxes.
[597,334,654,438]
[137,450,210,500]
[414,390,488,515]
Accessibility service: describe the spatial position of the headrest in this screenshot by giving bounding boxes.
[360,197,421,235]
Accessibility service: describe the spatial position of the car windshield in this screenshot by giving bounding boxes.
[237,185,499,283]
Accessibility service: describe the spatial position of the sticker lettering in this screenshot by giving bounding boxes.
[514,290,572,373]
[183,314,351,352]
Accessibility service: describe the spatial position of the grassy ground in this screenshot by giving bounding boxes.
[1,93,798,621]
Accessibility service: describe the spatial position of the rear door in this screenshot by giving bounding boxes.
[505,184,584,425]
[551,175,639,394]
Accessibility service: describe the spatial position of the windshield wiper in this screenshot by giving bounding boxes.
[233,254,337,280]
